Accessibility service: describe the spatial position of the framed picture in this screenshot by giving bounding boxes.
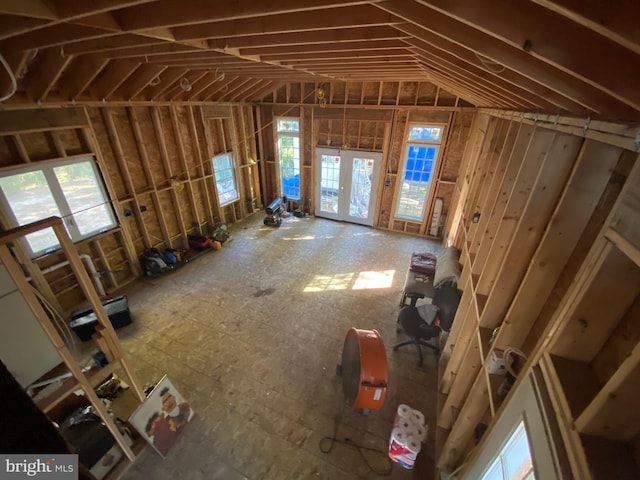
[129,375,194,457]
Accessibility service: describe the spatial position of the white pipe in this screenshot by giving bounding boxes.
[80,254,106,297]
[41,260,70,275]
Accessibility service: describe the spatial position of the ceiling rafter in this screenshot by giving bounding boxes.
[0,1,637,118]
[413,0,640,110]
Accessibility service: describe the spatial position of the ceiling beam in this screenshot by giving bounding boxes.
[238,39,410,56]
[25,48,73,101]
[376,0,638,119]
[89,59,140,99]
[396,23,588,115]
[171,5,400,41]
[112,64,168,100]
[139,66,189,100]
[214,25,409,49]
[529,0,640,55]
[113,0,382,31]
[414,0,640,110]
[57,54,110,100]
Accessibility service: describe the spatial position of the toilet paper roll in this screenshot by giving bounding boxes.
[389,426,409,448]
[413,423,428,443]
[411,409,425,427]
[394,404,412,427]
[405,435,422,455]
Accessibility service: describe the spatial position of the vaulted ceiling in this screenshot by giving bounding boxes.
[1,1,639,120]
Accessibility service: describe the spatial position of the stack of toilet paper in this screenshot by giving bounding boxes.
[388,404,428,469]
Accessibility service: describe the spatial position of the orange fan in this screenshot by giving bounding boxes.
[339,328,388,412]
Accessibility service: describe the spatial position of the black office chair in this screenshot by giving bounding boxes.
[393,284,462,366]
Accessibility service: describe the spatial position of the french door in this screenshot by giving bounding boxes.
[314,148,382,226]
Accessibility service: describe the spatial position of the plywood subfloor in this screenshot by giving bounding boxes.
[117,214,443,479]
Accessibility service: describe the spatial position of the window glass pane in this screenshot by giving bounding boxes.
[212,153,239,206]
[482,457,505,480]
[396,145,437,221]
[504,423,535,480]
[408,125,442,142]
[0,171,61,253]
[54,162,115,236]
[279,135,300,199]
[277,119,299,132]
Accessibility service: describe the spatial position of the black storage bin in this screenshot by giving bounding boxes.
[69,295,132,341]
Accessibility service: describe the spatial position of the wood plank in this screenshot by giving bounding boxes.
[539,353,594,480]
[112,64,167,100]
[577,341,640,440]
[495,140,622,349]
[90,59,140,100]
[438,326,482,430]
[0,108,88,135]
[551,244,640,362]
[25,49,73,101]
[80,124,141,276]
[437,366,490,471]
[415,0,640,110]
[608,155,640,256]
[102,108,152,248]
[469,119,519,256]
[475,127,554,296]
[169,106,201,225]
[480,132,583,328]
[127,107,171,246]
[150,107,187,243]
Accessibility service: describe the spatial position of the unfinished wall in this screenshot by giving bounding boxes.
[256,82,475,237]
[0,106,257,311]
[437,110,640,479]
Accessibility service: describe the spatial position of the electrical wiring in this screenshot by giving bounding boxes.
[0,52,17,102]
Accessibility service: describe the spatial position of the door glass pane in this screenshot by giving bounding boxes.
[320,154,340,213]
[0,171,60,253]
[54,162,115,236]
[396,145,437,221]
[349,157,373,219]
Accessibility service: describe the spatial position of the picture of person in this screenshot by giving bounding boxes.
[130,376,194,457]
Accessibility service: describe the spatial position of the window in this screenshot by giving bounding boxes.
[212,153,239,206]
[395,124,444,221]
[463,370,566,480]
[0,157,117,256]
[276,117,300,199]
[481,422,535,480]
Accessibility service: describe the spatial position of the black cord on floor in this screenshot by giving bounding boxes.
[318,407,393,477]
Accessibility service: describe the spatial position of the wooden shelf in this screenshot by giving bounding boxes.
[35,362,117,413]
[576,341,640,440]
[549,355,601,421]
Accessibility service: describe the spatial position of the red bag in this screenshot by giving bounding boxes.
[409,252,437,276]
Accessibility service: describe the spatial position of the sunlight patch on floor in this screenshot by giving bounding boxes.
[352,270,395,290]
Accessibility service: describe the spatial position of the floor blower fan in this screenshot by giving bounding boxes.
[338,328,388,413]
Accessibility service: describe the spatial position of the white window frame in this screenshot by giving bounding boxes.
[394,123,445,222]
[0,156,117,257]
[275,117,301,200]
[212,152,239,207]
[462,370,566,480]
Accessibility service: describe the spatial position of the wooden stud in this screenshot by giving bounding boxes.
[480,131,583,329]
[127,107,171,247]
[494,140,622,349]
[80,123,141,276]
[102,108,152,249]
[169,106,202,226]
[151,107,187,244]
